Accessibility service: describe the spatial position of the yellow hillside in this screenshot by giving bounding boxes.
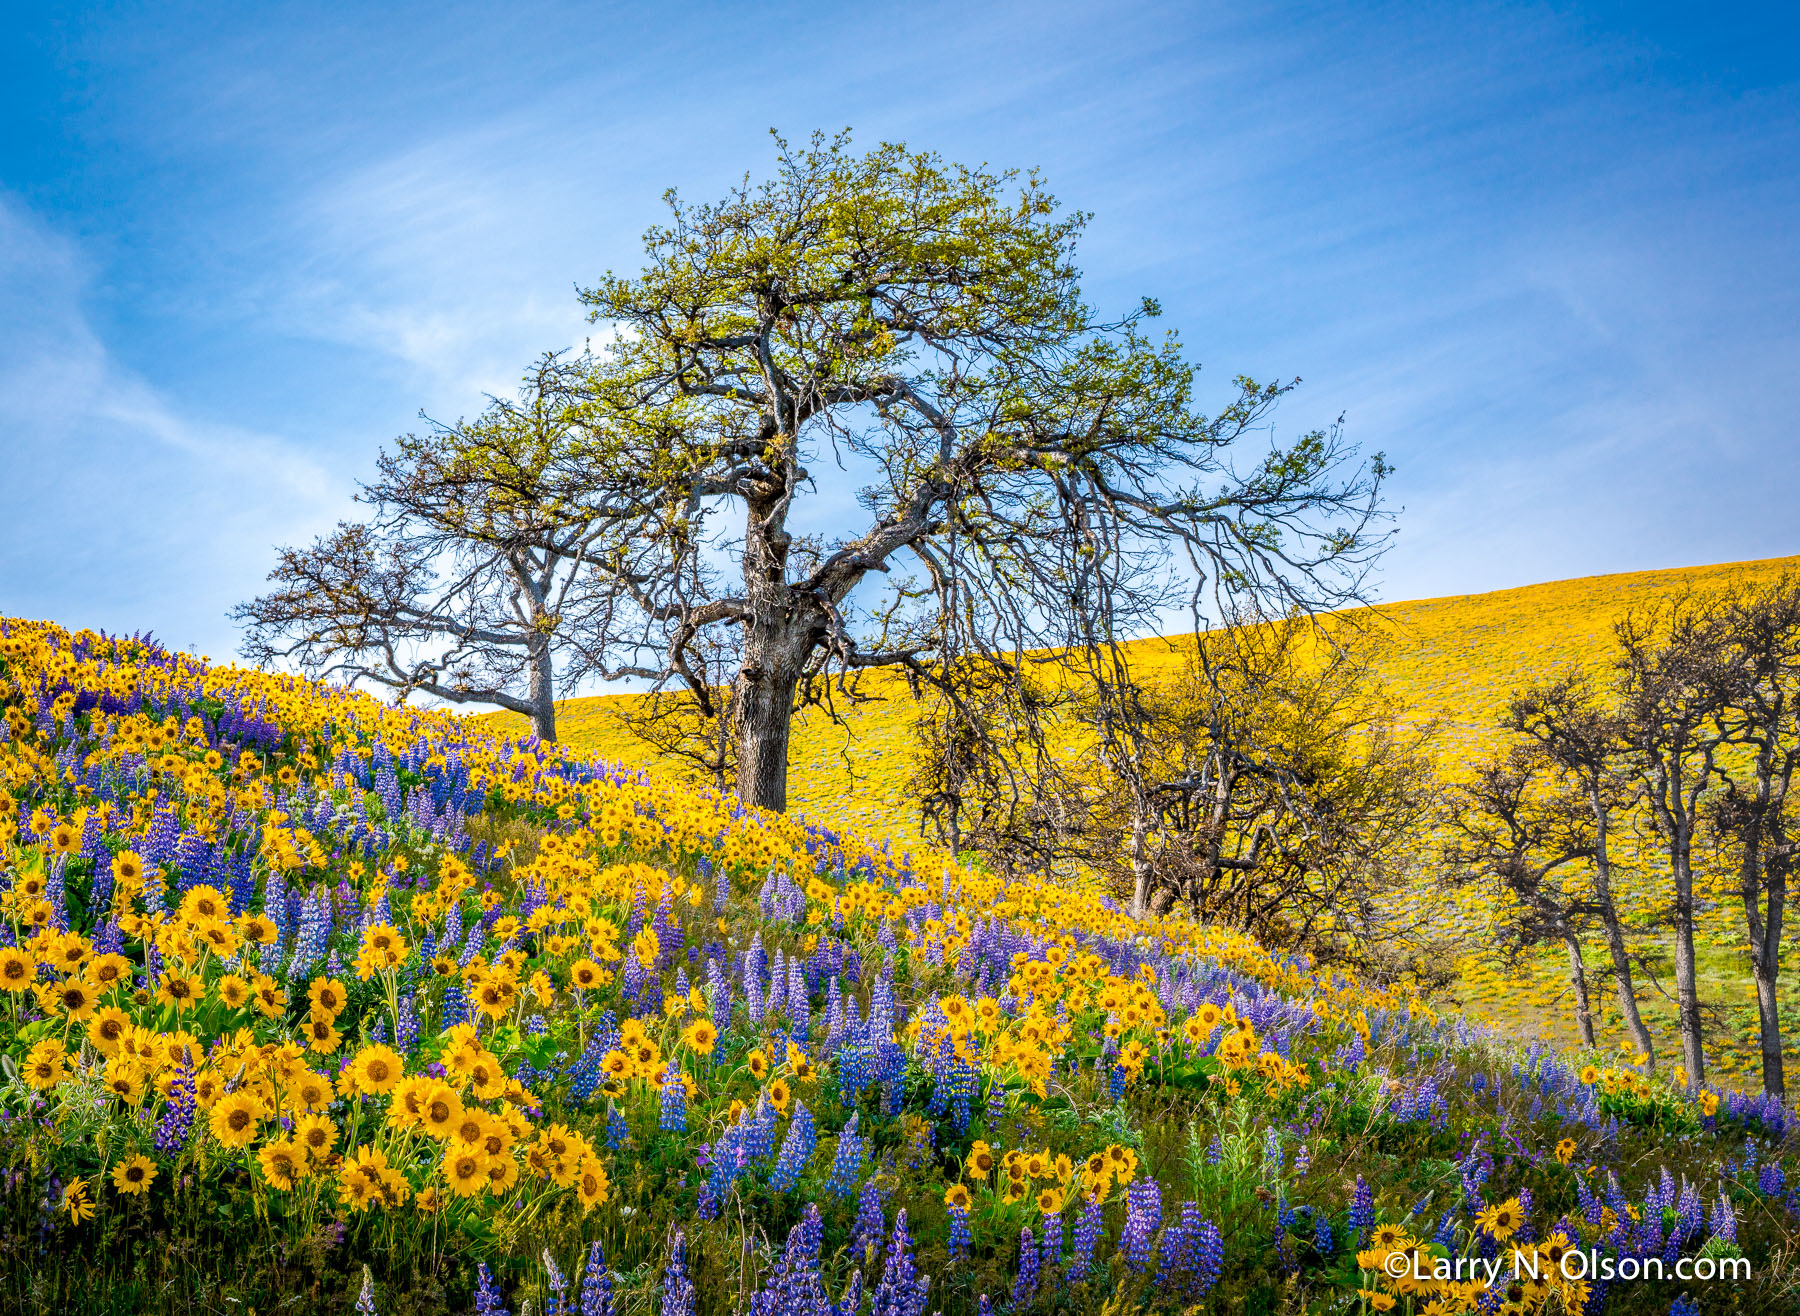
[487,554,1800,847]
[483,554,1800,1079]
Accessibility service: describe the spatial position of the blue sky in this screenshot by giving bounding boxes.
[2,1,1796,669]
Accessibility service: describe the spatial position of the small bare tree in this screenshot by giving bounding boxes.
[1706,573,1800,1099]
[1614,594,1735,1093]
[1505,672,1655,1065]
[234,354,605,742]
[1445,746,1608,1047]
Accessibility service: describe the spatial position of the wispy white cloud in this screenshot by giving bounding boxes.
[0,198,347,655]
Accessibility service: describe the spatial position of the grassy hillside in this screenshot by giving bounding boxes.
[4,613,1795,1314]
[489,555,1800,1082]
[490,554,1800,844]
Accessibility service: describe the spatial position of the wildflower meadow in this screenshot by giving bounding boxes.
[0,618,1795,1312]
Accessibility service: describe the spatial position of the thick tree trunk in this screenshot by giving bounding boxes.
[735,649,802,813]
[1590,803,1655,1065]
[528,636,557,743]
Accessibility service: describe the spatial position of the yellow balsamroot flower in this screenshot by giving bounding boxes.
[575,1157,611,1210]
[1699,1090,1720,1116]
[179,885,230,924]
[63,1180,94,1224]
[156,972,204,1013]
[304,1017,342,1053]
[40,974,97,1022]
[1475,1197,1523,1242]
[258,1139,305,1190]
[446,1109,488,1150]
[238,913,278,945]
[294,1112,337,1162]
[23,1039,66,1090]
[529,970,554,1005]
[968,1141,996,1177]
[46,932,91,973]
[484,1155,522,1195]
[681,1018,718,1055]
[111,1155,157,1196]
[472,1119,515,1161]
[101,1061,145,1104]
[568,958,607,991]
[253,977,288,1018]
[215,974,252,1010]
[1555,1138,1577,1164]
[191,1068,226,1108]
[89,952,132,990]
[307,976,349,1019]
[0,947,34,993]
[192,919,239,958]
[347,1044,405,1095]
[767,1077,791,1114]
[288,1068,336,1111]
[472,977,516,1020]
[50,821,81,855]
[417,1082,464,1140]
[442,1144,490,1198]
[464,1052,507,1103]
[208,1091,261,1148]
[945,1183,973,1210]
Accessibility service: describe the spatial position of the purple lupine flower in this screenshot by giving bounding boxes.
[544,1250,568,1315]
[475,1263,509,1316]
[948,1206,972,1261]
[834,1269,862,1316]
[871,1210,930,1316]
[770,1102,817,1191]
[1067,1196,1104,1282]
[824,1114,863,1197]
[660,1062,687,1133]
[1122,1178,1162,1271]
[1155,1202,1202,1295]
[852,1180,885,1260]
[1349,1175,1374,1240]
[580,1241,614,1316]
[154,1062,196,1154]
[661,1232,697,1316]
[1709,1193,1737,1244]
[356,1266,377,1315]
[1009,1226,1038,1309]
[1190,1221,1224,1301]
[749,1205,830,1316]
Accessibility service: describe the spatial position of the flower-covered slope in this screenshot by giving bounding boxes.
[0,618,1793,1315]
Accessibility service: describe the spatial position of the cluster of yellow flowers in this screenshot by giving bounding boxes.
[946,1138,1141,1214]
[1353,1212,1593,1315]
